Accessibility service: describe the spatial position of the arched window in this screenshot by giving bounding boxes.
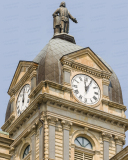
[22,145,30,159]
[74,137,92,149]
[74,137,93,160]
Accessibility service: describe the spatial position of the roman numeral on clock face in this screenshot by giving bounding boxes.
[93,96,97,100]
[79,95,82,99]
[79,77,82,81]
[74,90,79,94]
[93,87,98,89]
[73,85,77,88]
[84,98,87,103]
[74,79,79,83]
[27,99,29,103]
[94,92,98,95]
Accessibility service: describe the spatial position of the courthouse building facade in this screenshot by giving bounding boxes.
[0,2,128,160]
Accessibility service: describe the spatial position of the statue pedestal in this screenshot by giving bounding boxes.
[52,33,76,44]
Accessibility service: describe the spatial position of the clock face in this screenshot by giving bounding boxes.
[71,74,100,105]
[17,84,30,116]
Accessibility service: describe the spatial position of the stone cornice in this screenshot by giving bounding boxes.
[0,152,11,159]
[29,80,72,99]
[48,111,125,139]
[8,61,36,92]
[10,95,15,103]
[0,136,14,145]
[61,47,112,73]
[10,117,40,148]
[102,99,127,111]
[8,62,38,96]
[1,114,15,131]
[2,93,128,134]
[110,146,128,160]
[0,143,10,149]
[60,56,112,80]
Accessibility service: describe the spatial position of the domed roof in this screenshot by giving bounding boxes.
[5,36,123,122]
[33,36,123,105]
[33,37,83,85]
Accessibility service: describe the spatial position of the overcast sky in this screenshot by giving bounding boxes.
[0,0,128,146]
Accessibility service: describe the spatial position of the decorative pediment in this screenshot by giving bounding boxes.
[61,47,112,73]
[8,61,38,96]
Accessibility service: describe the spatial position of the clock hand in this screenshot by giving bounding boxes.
[84,77,88,92]
[22,89,25,103]
[86,80,92,92]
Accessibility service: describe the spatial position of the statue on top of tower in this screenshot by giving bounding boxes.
[52,1,78,35]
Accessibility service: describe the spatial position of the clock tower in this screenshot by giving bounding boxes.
[1,2,128,160]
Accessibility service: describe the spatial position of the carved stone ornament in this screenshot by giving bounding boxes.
[47,116,58,126]
[52,1,78,35]
[114,136,125,145]
[102,132,112,142]
[61,120,72,130]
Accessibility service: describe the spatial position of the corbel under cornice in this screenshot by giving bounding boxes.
[0,152,11,159]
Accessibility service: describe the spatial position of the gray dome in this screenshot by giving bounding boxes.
[5,37,123,122]
[33,37,123,105]
[33,38,83,85]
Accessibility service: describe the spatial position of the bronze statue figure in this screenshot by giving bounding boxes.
[52,2,78,35]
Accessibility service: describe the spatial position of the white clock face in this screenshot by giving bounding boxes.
[71,74,100,105]
[17,84,30,116]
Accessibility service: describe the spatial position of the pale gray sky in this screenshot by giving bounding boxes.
[0,0,128,146]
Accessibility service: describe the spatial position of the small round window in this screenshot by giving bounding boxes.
[74,137,92,149]
[23,145,30,159]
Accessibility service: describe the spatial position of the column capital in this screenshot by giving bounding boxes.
[47,116,58,126]
[114,136,125,145]
[102,132,112,142]
[30,70,37,79]
[61,120,72,130]
[30,120,40,135]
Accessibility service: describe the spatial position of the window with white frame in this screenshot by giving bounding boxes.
[74,137,93,160]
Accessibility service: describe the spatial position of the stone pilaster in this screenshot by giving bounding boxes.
[31,124,36,160]
[44,118,49,160]
[30,70,37,91]
[102,132,112,160]
[114,136,125,153]
[61,120,72,160]
[10,95,15,114]
[55,120,63,160]
[47,116,58,160]
[39,125,44,160]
